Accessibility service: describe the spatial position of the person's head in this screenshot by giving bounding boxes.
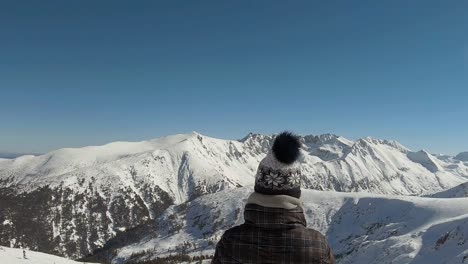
[254,131,302,198]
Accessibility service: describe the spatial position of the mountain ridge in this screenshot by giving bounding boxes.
[88,187,468,264]
[1,132,467,259]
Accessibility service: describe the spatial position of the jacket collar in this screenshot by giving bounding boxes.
[247,192,303,209]
[244,203,307,229]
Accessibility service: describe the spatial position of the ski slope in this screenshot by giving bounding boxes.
[0,246,100,264]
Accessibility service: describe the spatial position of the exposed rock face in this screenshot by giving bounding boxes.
[0,181,172,258]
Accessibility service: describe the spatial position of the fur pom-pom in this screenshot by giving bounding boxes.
[272,132,301,164]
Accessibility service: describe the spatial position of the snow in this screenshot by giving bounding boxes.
[111,187,468,264]
[407,150,443,173]
[429,182,468,198]
[1,132,467,198]
[1,132,468,263]
[0,246,100,264]
[455,152,468,161]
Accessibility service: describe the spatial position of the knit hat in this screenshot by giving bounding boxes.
[254,132,302,198]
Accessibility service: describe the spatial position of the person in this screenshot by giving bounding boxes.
[212,132,335,264]
[23,248,26,259]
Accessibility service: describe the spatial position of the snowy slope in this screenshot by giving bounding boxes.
[429,182,468,198]
[0,152,40,159]
[108,187,468,264]
[0,246,100,264]
[407,150,443,173]
[302,137,468,195]
[0,132,263,202]
[1,132,467,197]
[1,132,468,259]
[455,152,468,161]
[0,132,267,258]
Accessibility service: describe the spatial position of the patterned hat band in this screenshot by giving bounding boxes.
[254,165,302,198]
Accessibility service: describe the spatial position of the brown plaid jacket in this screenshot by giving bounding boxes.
[212,204,335,264]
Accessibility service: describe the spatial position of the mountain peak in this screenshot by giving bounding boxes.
[190,131,203,137]
[355,137,409,152]
[239,132,270,143]
[407,150,442,173]
[455,152,468,161]
[2,131,468,260]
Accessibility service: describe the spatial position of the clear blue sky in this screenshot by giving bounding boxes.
[0,0,467,154]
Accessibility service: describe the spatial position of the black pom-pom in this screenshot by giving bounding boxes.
[272,131,301,164]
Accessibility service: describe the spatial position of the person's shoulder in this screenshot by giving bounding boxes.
[219,224,246,239]
[216,224,253,247]
[304,227,328,242]
[304,228,335,262]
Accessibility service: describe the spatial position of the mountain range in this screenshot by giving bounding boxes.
[1,132,467,262]
[92,187,468,264]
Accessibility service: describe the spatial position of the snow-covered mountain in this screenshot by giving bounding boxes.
[429,182,468,198]
[0,246,100,264]
[89,187,468,264]
[455,152,468,161]
[2,132,467,196]
[0,132,266,258]
[1,132,467,259]
[0,152,40,159]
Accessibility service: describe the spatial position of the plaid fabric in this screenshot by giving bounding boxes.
[212,204,335,264]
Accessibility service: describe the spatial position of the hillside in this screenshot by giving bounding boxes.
[1,132,467,259]
[430,182,468,198]
[0,246,100,264]
[102,187,468,264]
